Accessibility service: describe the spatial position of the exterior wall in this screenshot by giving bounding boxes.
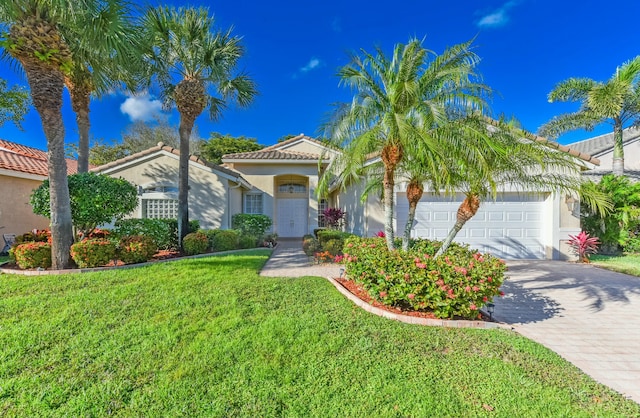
[280,140,326,155]
[596,139,640,170]
[335,180,384,237]
[0,174,49,237]
[101,154,230,230]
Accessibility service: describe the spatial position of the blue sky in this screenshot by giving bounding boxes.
[2,0,639,151]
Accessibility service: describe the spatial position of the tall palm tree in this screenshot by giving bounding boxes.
[539,56,640,176]
[321,38,489,251]
[64,1,140,173]
[141,6,256,247]
[434,118,612,258]
[0,0,102,268]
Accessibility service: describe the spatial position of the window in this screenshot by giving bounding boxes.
[144,185,178,193]
[278,183,306,194]
[244,194,263,214]
[143,198,178,219]
[318,199,328,227]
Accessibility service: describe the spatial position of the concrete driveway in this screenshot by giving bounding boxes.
[495,260,640,403]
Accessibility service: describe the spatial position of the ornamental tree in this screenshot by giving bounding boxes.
[31,172,137,240]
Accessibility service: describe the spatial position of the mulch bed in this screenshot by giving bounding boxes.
[335,277,491,322]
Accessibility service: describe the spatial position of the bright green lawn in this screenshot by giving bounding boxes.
[1,250,638,417]
[591,254,640,277]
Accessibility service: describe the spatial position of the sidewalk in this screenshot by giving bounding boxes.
[260,238,343,278]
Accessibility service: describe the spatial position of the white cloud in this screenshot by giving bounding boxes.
[300,58,322,73]
[477,1,520,28]
[120,94,164,121]
[331,17,341,33]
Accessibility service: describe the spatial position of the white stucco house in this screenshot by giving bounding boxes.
[93,133,600,260]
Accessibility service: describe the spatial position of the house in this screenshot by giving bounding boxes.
[92,142,251,230]
[94,133,599,260]
[0,139,77,238]
[567,126,640,179]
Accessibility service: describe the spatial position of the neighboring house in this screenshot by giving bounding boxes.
[567,126,640,180]
[92,142,251,230]
[0,139,78,238]
[92,133,599,260]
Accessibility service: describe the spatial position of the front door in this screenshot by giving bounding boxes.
[277,198,308,237]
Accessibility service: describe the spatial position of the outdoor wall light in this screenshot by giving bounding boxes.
[339,268,345,278]
[565,195,578,212]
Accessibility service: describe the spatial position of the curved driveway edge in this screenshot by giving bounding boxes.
[494,260,640,404]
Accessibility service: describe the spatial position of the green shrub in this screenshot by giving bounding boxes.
[232,214,272,238]
[71,239,117,268]
[113,218,199,250]
[118,235,158,264]
[342,236,507,319]
[182,232,209,255]
[262,233,278,248]
[317,230,353,246]
[302,236,321,256]
[13,242,52,269]
[199,229,219,251]
[212,230,240,252]
[239,235,258,249]
[15,229,50,244]
[323,239,344,256]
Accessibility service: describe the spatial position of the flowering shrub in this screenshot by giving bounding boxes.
[314,251,334,263]
[15,229,51,244]
[342,236,507,319]
[71,238,117,268]
[302,235,321,256]
[323,239,344,256]
[375,230,386,238]
[182,232,209,255]
[13,242,52,269]
[568,231,600,262]
[118,235,157,264]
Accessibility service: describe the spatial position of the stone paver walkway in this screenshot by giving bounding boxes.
[493,261,640,403]
[261,243,640,403]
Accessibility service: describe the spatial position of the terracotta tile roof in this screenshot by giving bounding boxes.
[223,134,327,161]
[0,139,78,176]
[91,142,249,183]
[567,126,640,156]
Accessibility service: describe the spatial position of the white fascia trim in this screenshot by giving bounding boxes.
[223,159,321,164]
[0,168,47,181]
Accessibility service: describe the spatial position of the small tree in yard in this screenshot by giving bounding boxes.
[568,231,600,263]
[322,208,346,230]
[31,173,137,240]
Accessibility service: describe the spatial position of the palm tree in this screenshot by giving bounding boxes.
[321,38,489,251]
[434,118,612,257]
[140,6,256,247]
[539,56,640,176]
[0,1,91,268]
[64,1,140,173]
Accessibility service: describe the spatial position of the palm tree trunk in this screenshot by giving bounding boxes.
[72,91,91,173]
[177,116,195,249]
[402,179,424,251]
[435,193,480,258]
[23,61,74,269]
[381,144,403,251]
[612,117,624,176]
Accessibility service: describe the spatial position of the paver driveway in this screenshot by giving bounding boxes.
[494,260,640,403]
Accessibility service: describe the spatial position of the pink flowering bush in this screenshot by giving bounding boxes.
[342,236,507,319]
[13,242,52,269]
[71,238,117,268]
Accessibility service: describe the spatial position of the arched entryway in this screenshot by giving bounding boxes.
[275,175,309,237]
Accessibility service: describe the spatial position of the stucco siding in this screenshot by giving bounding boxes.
[100,154,229,230]
[280,141,325,155]
[0,174,49,236]
[596,139,640,170]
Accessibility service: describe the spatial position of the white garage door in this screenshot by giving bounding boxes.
[396,192,547,259]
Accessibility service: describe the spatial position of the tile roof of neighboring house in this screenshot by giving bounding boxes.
[0,139,78,176]
[92,142,249,183]
[566,126,640,156]
[223,134,328,161]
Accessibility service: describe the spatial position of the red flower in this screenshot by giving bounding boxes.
[470,304,477,310]
[379,291,388,298]
[407,293,415,300]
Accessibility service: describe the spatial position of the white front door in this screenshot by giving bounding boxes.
[277,198,308,237]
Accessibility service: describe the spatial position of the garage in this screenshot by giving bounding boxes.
[395,192,549,259]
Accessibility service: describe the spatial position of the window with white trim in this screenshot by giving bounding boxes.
[318,198,328,227]
[244,194,263,214]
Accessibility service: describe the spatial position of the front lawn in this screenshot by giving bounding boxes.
[1,250,638,416]
[591,254,640,277]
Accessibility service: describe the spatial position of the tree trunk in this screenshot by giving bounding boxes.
[435,193,480,258]
[381,144,403,251]
[23,61,74,269]
[177,115,195,249]
[70,87,91,173]
[612,117,624,176]
[402,179,424,251]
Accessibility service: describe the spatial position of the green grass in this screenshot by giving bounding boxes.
[591,254,640,277]
[1,250,638,417]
